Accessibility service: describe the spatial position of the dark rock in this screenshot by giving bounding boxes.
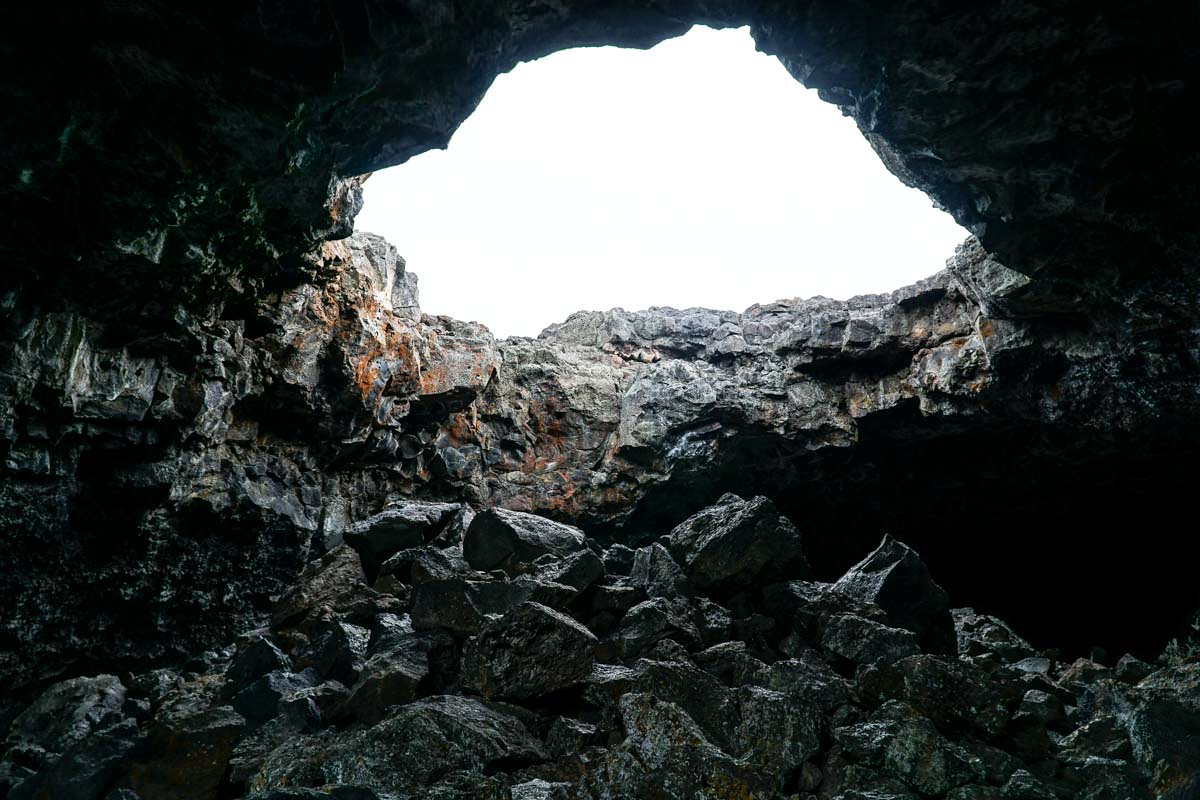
[252,695,547,795]
[463,509,587,573]
[223,636,292,699]
[664,494,809,591]
[613,598,703,659]
[953,608,1036,663]
[602,544,636,577]
[461,602,597,700]
[4,675,127,758]
[629,543,690,599]
[292,618,370,685]
[343,501,461,579]
[271,546,369,627]
[862,655,1024,738]
[822,612,922,666]
[546,717,598,758]
[123,684,245,800]
[336,630,434,724]
[410,577,512,635]
[834,536,955,654]
[535,549,605,593]
[231,670,319,733]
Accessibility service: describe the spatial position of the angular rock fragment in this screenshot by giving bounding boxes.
[271,546,369,626]
[461,602,597,700]
[253,695,547,796]
[834,535,955,654]
[343,501,461,578]
[665,493,809,591]
[336,629,433,724]
[822,612,922,666]
[463,508,588,572]
[410,576,512,635]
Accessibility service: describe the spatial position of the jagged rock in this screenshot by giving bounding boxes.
[224,636,292,699]
[271,546,369,627]
[410,576,512,635]
[822,612,922,666]
[463,509,588,573]
[834,701,983,795]
[343,501,462,579]
[613,597,703,658]
[253,695,547,795]
[629,543,690,599]
[1124,663,1200,798]
[535,549,605,593]
[861,655,1024,738]
[123,681,245,800]
[336,629,433,724]
[292,618,370,686]
[664,493,808,591]
[546,717,598,758]
[834,536,955,654]
[461,602,597,700]
[953,608,1036,663]
[231,670,319,733]
[4,675,127,758]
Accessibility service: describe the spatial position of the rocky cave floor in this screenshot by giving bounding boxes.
[2,492,1198,800]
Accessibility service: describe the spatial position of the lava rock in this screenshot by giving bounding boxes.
[822,612,922,666]
[461,602,597,700]
[271,546,369,627]
[410,576,512,635]
[665,493,809,591]
[223,635,292,699]
[336,629,433,724]
[834,536,955,654]
[463,508,588,572]
[344,501,461,579]
[253,695,548,795]
[629,543,690,599]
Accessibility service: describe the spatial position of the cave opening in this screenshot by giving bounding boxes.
[344,25,1198,664]
[352,25,967,337]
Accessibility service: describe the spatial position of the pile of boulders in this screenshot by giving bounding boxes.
[2,494,1197,799]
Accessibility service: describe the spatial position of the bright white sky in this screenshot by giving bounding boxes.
[355,25,967,338]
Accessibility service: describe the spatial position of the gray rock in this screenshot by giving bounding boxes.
[461,602,597,700]
[822,612,922,666]
[253,695,547,795]
[834,536,955,654]
[665,494,809,591]
[463,508,588,572]
[336,630,433,724]
[343,501,461,579]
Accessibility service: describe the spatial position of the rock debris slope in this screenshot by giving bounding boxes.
[3,495,1196,799]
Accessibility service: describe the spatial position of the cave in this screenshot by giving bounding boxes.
[2,3,1200,799]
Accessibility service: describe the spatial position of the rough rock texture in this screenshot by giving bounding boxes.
[3,497,1195,799]
[3,4,1200,798]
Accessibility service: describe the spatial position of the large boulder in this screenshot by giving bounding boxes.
[461,602,597,700]
[253,695,547,795]
[834,535,955,654]
[463,508,588,572]
[665,494,809,591]
[343,501,462,579]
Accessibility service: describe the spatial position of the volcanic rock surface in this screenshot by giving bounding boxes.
[3,3,1200,799]
[3,496,1197,800]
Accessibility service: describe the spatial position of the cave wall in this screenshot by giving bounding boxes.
[3,1,1200,693]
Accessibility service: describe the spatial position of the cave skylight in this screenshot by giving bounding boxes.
[354,25,968,338]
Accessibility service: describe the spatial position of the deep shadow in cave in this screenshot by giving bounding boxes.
[616,420,1200,662]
